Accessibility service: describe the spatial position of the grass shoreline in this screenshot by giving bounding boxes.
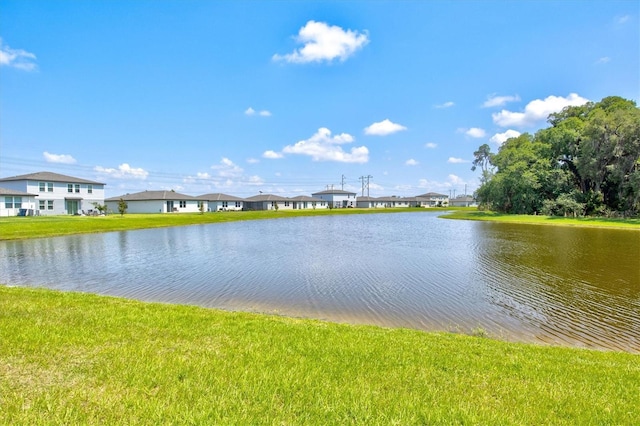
[1,286,638,424]
[1,207,638,241]
[441,209,640,229]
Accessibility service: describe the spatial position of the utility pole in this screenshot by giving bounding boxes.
[341,174,346,191]
[360,175,372,197]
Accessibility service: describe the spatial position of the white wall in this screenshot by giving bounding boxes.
[2,179,106,215]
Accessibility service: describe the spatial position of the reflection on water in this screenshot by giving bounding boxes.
[1,212,638,352]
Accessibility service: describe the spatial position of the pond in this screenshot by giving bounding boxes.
[1,211,638,352]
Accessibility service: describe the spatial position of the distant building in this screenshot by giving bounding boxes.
[311,189,357,208]
[197,193,244,212]
[0,171,105,215]
[288,195,326,210]
[415,192,449,207]
[243,193,291,211]
[105,190,199,213]
[449,195,477,207]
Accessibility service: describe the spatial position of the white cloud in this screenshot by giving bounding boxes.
[245,107,271,117]
[364,119,407,136]
[196,172,211,179]
[490,129,521,145]
[0,38,37,71]
[263,150,284,159]
[424,142,437,149]
[492,93,590,128]
[448,157,469,164]
[247,175,264,185]
[435,101,455,109]
[465,127,486,138]
[405,159,419,166]
[273,20,369,64]
[617,15,630,24]
[43,151,76,164]
[596,56,610,64]
[246,158,260,164]
[94,163,149,180]
[482,94,520,108]
[281,127,368,163]
[212,157,243,178]
[448,174,465,186]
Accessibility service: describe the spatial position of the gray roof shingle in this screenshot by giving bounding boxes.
[105,190,196,202]
[0,171,104,185]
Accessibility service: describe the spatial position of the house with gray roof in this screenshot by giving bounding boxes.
[0,171,105,215]
[288,195,326,210]
[105,190,200,213]
[311,189,357,208]
[415,192,449,207]
[197,193,244,212]
[243,193,292,211]
[449,195,477,207]
[0,187,38,216]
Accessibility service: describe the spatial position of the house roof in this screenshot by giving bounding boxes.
[244,193,289,202]
[0,187,38,197]
[416,192,448,198]
[0,171,105,185]
[105,190,196,202]
[197,193,244,202]
[311,189,357,196]
[375,196,413,202]
[288,195,323,202]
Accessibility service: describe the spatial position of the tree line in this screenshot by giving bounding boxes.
[473,96,640,217]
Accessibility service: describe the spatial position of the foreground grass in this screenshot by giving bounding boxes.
[1,287,638,425]
[0,208,427,241]
[442,209,640,230]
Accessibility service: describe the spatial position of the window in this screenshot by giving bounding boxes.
[222,201,228,208]
[87,185,93,194]
[48,200,54,210]
[5,197,13,209]
[14,197,22,209]
[179,200,186,208]
[39,200,46,210]
[68,184,73,193]
[235,201,241,208]
[39,182,45,192]
[284,201,290,207]
[75,184,80,193]
[47,183,53,192]
[197,201,203,209]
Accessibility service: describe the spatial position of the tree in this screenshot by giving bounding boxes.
[471,143,494,184]
[474,96,640,216]
[118,198,128,216]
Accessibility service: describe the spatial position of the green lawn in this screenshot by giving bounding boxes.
[442,209,640,229]
[0,208,422,241]
[1,286,638,425]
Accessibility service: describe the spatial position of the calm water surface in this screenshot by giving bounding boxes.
[1,212,638,352]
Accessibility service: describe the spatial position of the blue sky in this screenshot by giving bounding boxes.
[1,1,638,198]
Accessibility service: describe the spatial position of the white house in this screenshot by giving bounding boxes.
[0,187,38,217]
[289,195,326,210]
[415,192,449,207]
[105,190,200,213]
[0,171,105,215]
[449,195,477,207]
[198,193,244,211]
[243,194,292,211]
[311,189,357,208]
